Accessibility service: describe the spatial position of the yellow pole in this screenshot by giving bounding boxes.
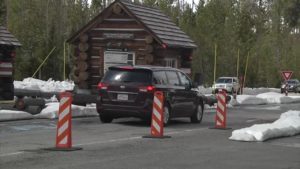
[237,48,240,78]
[214,43,217,84]
[64,41,66,80]
[243,52,249,88]
[32,47,56,78]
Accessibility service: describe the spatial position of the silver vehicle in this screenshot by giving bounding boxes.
[212,77,240,94]
[280,79,300,93]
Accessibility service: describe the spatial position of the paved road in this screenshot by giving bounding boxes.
[0,103,299,169]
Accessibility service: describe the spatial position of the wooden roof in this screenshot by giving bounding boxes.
[68,0,197,49]
[0,26,21,47]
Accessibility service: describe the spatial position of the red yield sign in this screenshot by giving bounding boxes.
[281,71,293,81]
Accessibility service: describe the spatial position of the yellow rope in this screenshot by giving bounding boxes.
[32,47,56,78]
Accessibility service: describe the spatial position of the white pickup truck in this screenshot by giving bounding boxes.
[212,77,240,94]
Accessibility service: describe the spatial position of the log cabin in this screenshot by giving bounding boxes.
[67,0,197,94]
[0,26,21,100]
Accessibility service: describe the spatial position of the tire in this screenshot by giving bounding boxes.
[15,98,26,110]
[191,103,204,123]
[163,105,171,126]
[99,114,113,123]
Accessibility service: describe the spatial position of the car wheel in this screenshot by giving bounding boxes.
[191,103,204,123]
[99,114,113,123]
[163,105,170,126]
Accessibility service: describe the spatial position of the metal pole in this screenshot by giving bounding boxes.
[243,52,249,89]
[64,41,66,80]
[285,81,288,96]
[237,48,239,78]
[32,47,56,78]
[214,43,217,84]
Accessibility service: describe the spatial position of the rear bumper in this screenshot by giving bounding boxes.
[96,96,153,119]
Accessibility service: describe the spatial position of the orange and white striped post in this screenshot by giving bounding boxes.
[213,90,231,129]
[143,91,170,138]
[45,92,81,151]
[151,91,164,137]
[56,92,73,148]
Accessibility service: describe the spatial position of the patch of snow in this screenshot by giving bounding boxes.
[14,77,74,92]
[197,86,280,95]
[236,95,267,105]
[256,92,300,104]
[228,92,300,106]
[35,102,98,119]
[44,95,59,103]
[0,110,33,121]
[229,110,300,141]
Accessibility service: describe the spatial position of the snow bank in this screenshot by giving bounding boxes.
[229,92,300,106]
[256,92,300,104]
[35,102,98,119]
[229,110,300,141]
[234,95,267,105]
[197,86,280,95]
[0,110,33,121]
[14,77,74,92]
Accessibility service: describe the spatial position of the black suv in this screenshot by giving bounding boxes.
[96,65,204,124]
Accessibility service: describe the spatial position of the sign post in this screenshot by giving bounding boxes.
[281,71,293,96]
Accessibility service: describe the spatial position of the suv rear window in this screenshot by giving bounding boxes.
[217,78,232,83]
[102,69,152,84]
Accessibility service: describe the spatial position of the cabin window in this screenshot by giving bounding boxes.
[104,51,135,73]
[163,58,177,68]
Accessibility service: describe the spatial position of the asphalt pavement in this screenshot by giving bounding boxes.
[0,103,299,169]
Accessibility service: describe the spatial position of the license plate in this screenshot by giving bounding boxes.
[117,94,128,101]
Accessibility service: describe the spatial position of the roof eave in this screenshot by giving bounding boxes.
[118,2,164,45]
[67,1,119,44]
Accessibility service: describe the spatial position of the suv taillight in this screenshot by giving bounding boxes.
[139,85,155,92]
[97,82,108,90]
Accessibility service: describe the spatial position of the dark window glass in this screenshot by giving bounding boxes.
[0,49,12,62]
[128,54,133,60]
[287,80,299,84]
[166,71,180,86]
[102,69,151,84]
[127,61,133,65]
[153,71,168,85]
[217,78,232,83]
[178,72,190,86]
